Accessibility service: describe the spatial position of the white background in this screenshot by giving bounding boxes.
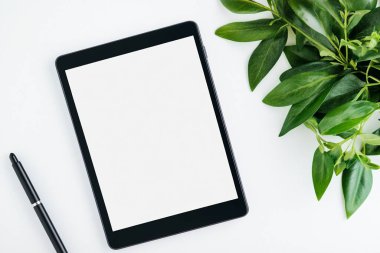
[66,36,237,230]
[1,0,380,252]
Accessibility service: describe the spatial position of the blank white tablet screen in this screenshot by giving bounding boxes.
[65,36,238,231]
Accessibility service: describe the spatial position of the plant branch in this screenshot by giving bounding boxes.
[366,60,374,84]
[344,9,349,63]
[359,71,380,83]
[267,9,345,65]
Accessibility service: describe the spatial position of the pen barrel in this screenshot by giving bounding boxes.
[12,161,40,204]
[34,203,68,253]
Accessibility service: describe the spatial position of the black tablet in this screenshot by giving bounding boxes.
[56,21,248,249]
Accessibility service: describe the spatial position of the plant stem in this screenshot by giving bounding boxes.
[369,75,380,83]
[366,82,380,87]
[353,86,368,101]
[265,8,345,65]
[327,36,346,64]
[339,136,352,145]
[366,60,373,84]
[359,71,380,83]
[344,9,349,63]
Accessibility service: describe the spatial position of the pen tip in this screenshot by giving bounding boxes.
[9,153,18,163]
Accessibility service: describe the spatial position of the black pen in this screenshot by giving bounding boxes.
[9,153,68,253]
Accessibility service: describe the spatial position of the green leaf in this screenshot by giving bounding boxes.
[357,48,380,62]
[319,74,365,113]
[328,146,345,175]
[248,29,288,91]
[347,10,371,33]
[366,146,380,155]
[317,0,344,23]
[312,148,334,200]
[263,71,339,107]
[330,146,343,163]
[343,0,377,11]
[295,30,307,50]
[342,156,373,218]
[319,101,379,135]
[361,133,380,145]
[358,154,371,164]
[279,86,332,136]
[314,0,345,37]
[215,19,285,42]
[365,128,380,155]
[288,0,342,37]
[335,162,347,175]
[284,45,321,67]
[281,1,335,52]
[358,154,380,170]
[315,0,343,25]
[351,7,380,38]
[344,148,356,161]
[344,32,380,62]
[220,0,268,14]
[364,162,380,170]
[288,0,326,36]
[280,62,332,81]
[337,128,357,139]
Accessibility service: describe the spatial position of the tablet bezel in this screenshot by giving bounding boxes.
[55,21,248,249]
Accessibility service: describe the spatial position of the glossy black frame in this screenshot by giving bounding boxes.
[55,21,248,249]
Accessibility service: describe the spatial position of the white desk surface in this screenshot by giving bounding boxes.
[1,1,380,252]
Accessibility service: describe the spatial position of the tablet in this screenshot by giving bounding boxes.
[56,21,248,249]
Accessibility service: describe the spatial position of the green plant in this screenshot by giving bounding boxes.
[216,0,380,218]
